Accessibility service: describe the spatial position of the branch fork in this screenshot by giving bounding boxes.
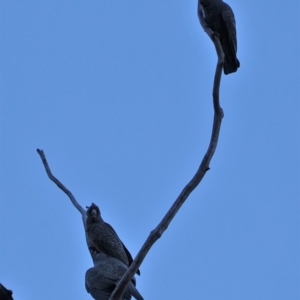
[37,8,224,298]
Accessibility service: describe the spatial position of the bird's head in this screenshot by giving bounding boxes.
[86,203,101,221]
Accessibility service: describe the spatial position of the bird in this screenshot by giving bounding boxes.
[199,0,240,74]
[0,283,14,300]
[85,251,144,300]
[85,203,140,276]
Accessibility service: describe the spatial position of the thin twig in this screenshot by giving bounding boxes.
[109,11,225,300]
[37,149,94,253]
[36,149,89,227]
[37,149,86,216]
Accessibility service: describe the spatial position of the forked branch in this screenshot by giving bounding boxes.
[37,7,224,297]
[109,9,225,300]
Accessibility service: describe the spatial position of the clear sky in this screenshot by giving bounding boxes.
[1,1,299,299]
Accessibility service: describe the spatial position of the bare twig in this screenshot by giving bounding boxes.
[36,149,87,225]
[36,149,85,215]
[37,148,97,259]
[109,10,225,300]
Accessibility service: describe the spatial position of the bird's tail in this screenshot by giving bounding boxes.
[128,282,144,300]
[224,57,240,75]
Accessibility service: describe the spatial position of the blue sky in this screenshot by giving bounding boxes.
[1,1,299,299]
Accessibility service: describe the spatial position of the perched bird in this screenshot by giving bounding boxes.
[0,283,14,300]
[86,203,140,276]
[85,251,144,300]
[199,0,240,74]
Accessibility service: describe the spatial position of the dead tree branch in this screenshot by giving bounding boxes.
[37,149,98,259]
[37,149,85,215]
[36,149,90,232]
[109,9,225,300]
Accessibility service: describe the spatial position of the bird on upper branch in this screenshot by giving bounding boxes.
[86,203,140,276]
[199,0,240,74]
[85,251,144,300]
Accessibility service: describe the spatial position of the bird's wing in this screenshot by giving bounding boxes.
[86,265,116,291]
[222,4,238,52]
[103,223,128,254]
[104,222,122,240]
[121,242,133,265]
[90,223,124,257]
[127,282,144,300]
[105,222,141,276]
[85,268,99,293]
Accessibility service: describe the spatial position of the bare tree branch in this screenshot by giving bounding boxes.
[36,149,85,215]
[36,148,98,262]
[36,149,87,224]
[109,10,225,300]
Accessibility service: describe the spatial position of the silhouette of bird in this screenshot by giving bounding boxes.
[85,251,144,300]
[199,0,240,74]
[0,283,14,300]
[86,203,140,276]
